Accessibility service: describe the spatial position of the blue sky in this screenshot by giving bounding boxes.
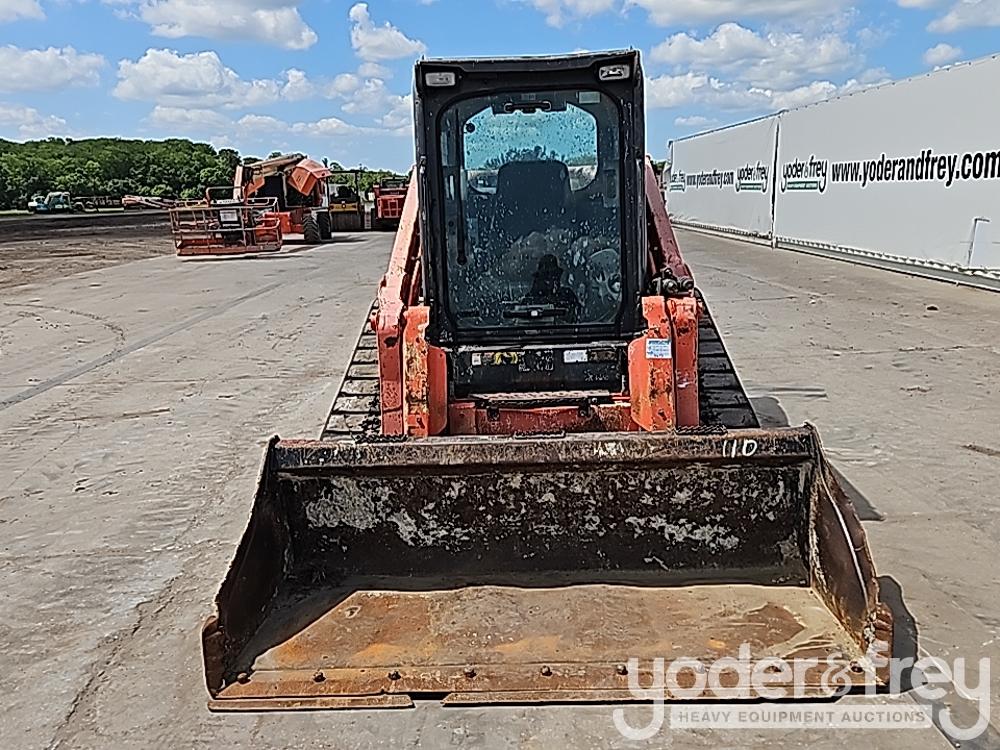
[2,0,999,170]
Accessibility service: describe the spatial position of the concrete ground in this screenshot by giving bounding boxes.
[1,229,998,748]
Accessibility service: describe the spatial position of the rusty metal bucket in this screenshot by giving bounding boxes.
[203,426,892,710]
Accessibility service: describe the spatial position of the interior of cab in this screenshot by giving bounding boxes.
[440,89,625,329]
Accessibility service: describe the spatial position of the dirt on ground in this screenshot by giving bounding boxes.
[0,212,173,291]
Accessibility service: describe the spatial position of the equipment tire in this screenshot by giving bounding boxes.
[317,211,332,240]
[303,214,322,244]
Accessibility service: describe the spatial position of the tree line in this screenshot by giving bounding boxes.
[0,138,406,211]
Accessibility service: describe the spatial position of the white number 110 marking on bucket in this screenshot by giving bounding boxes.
[723,438,759,458]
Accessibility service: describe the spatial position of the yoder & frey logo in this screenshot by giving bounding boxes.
[736,162,769,193]
[781,156,829,193]
[610,644,992,742]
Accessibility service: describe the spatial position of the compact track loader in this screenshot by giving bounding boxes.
[203,51,894,711]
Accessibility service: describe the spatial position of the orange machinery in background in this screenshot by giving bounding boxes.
[236,154,333,243]
[370,177,408,231]
[169,187,282,257]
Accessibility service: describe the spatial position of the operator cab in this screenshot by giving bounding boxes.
[415,51,645,353]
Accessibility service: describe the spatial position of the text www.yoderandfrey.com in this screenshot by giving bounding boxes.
[830,148,1000,188]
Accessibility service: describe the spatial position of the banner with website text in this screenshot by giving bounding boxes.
[668,55,1000,273]
[667,115,778,239]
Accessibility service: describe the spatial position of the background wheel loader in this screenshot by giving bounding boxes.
[202,51,894,711]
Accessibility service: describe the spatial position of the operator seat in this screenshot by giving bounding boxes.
[494,160,571,240]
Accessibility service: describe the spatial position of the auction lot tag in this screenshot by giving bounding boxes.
[645,339,673,360]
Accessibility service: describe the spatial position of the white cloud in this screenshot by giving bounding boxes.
[116,49,411,135]
[647,72,711,108]
[143,106,390,145]
[628,0,850,25]
[0,102,68,139]
[328,73,361,96]
[280,68,315,100]
[291,116,366,137]
[0,46,105,92]
[648,72,779,111]
[378,94,413,133]
[323,73,412,134]
[0,0,44,23]
[769,80,840,108]
[114,49,310,109]
[923,42,963,65]
[349,3,426,61]
[927,0,1000,31]
[236,114,287,133]
[521,0,616,27]
[114,0,416,147]
[651,23,856,89]
[674,115,718,128]
[146,105,232,133]
[340,78,398,115]
[896,0,1000,31]
[133,0,317,50]
[646,17,890,129]
[358,61,391,78]
[648,67,888,112]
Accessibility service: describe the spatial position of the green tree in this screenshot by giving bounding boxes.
[217,148,241,174]
[330,165,408,197]
[198,165,232,190]
[0,137,246,209]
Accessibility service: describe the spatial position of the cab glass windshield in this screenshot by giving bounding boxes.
[439,89,623,329]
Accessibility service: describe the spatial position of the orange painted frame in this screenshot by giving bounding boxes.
[371,161,701,437]
[374,171,422,436]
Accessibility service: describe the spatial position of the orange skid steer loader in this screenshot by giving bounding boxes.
[202,51,894,710]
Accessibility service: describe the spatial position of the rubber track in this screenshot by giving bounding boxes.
[696,300,759,429]
[322,324,381,440]
[322,298,759,440]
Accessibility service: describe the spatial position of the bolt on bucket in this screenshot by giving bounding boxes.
[202,426,892,710]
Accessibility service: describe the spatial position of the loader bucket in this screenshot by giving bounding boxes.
[203,426,892,710]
